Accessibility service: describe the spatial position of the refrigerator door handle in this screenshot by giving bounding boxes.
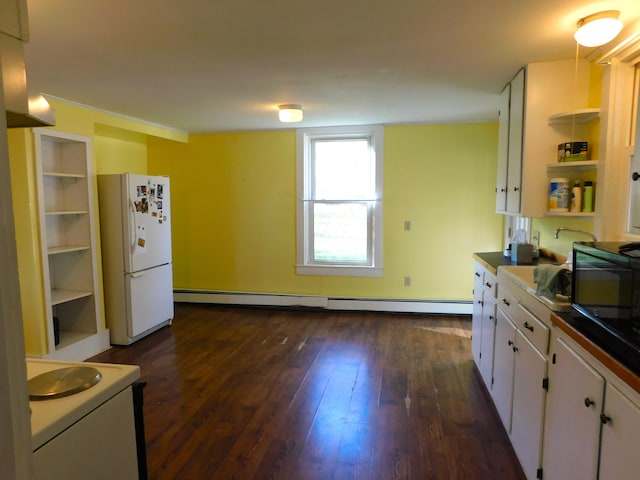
[128,198,137,253]
[130,271,144,278]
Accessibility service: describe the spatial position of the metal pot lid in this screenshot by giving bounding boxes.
[28,366,102,400]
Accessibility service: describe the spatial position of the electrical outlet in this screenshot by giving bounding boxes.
[404,276,411,287]
[404,220,411,231]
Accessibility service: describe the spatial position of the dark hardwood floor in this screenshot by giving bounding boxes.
[89,303,525,480]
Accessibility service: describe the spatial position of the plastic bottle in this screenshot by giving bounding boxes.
[549,178,570,212]
[583,181,594,212]
[570,181,582,213]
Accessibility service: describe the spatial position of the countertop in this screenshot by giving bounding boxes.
[28,358,140,450]
[473,251,557,275]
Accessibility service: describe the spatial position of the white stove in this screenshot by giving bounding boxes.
[27,358,140,450]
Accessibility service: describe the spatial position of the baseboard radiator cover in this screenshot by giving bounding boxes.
[173,290,472,315]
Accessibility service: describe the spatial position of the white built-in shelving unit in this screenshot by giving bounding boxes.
[33,129,109,360]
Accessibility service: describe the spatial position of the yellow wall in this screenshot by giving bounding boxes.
[148,123,503,301]
[7,129,47,354]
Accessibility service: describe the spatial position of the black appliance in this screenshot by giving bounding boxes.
[571,242,640,373]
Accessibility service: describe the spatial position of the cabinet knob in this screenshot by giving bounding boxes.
[512,345,519,352]
[513,186,520,192]
[508,340,514,346]
[523,321,534,332]
[475,272,481,277]
[502,298,510,306]
[633,172,640,182]
[600,413,611,424]
[584,397,595,408]
[485,282,492,288]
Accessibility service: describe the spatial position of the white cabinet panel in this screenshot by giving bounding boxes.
[496,83,510,212]
[33,388,139,480]
[542,336,603,480]
[471,272,484,367]
[599,382,640,480]
[491,309,516,431]
[510,329,547,480]
[478,297,496,388]
[505,68,524,214]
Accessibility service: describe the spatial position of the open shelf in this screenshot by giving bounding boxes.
[48,245,91,255]
[547,160,600,171]
[43,172,86,179]
[50,289,93,306]
[548,108,600,125]
[45,210,88,216]
[545,211,596,218]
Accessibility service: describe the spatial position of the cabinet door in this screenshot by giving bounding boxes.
[599,383,640,480]
[510,329,547,480]
[491,308,516,431]
[496,83,510,212]
[33,388,139,479]
[542,336,603,480]
[471,271,484,368]
[478,297,496,389]
[505,68,525,215]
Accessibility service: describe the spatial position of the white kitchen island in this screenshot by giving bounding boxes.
[27,359,144,480]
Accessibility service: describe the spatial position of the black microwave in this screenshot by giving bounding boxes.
[572,242,640,372]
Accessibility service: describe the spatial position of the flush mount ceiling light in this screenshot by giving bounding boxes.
[574,10,623,47]
[278,104,303,123]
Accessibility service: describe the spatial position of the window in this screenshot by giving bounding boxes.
[296,125,383,277]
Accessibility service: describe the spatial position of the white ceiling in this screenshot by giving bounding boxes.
[22,0,640,133]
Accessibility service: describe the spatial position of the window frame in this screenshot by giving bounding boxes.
[296,125,384,277]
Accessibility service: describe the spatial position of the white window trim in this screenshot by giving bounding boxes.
[296,125,384,277]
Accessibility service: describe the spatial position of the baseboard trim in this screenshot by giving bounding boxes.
[173,290,472,315]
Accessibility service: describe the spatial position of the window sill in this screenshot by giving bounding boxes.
[296,265,383,278]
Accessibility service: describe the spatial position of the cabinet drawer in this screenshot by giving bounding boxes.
[516,304,550,353]
[483,272,498,299]
[497,284,518,319]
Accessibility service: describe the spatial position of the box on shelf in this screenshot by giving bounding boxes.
[510,243,534,264]
[557,142,588,162]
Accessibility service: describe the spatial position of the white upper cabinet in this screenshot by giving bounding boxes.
[0,0,28,40]
[497,59,595,218]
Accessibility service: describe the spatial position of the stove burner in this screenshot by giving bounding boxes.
[28,366,102,400]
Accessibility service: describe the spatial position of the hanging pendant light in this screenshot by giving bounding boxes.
[278,104,303,123]
[574,10,623,47]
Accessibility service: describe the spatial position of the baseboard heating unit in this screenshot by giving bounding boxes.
[173,290,472,315]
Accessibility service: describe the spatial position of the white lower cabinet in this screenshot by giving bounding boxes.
[543,333,640,480]
[599,382,640,480]
[33,387,139,479]
[471,267,485,367]
[492,300,548,480]
[473,266,551,480]
[471,262,497,390]
[478,296,496,388]
[473,260,640,479]
[491,308,516,430]
[510,327,547,480]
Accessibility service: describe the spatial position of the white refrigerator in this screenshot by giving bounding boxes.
[98,173,174,345]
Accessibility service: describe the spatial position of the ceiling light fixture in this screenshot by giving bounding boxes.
[278,104,303,123]
[574,10,623,47]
